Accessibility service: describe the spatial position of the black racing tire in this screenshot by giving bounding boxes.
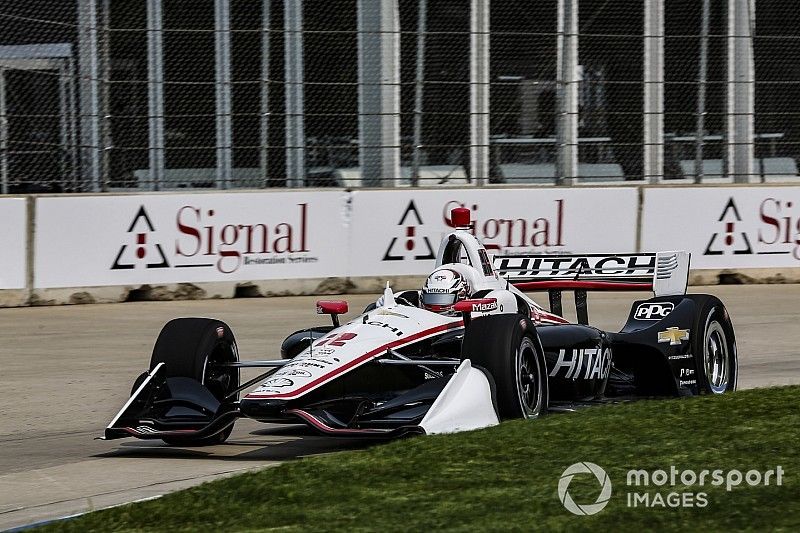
[150,318,239,446]
[689,296,737,394]
[130,371,149,396]
[280,326,334,359]
[461,314,548,420]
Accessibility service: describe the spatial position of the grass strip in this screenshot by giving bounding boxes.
[44,386,800,532]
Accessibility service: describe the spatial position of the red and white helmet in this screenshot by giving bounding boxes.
[422,267,470,315]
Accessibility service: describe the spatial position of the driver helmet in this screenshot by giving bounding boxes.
[421,267,470,315]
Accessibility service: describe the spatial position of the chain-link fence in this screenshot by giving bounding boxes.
[0,0,794,192]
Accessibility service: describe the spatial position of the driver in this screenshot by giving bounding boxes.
[420,267,471,316]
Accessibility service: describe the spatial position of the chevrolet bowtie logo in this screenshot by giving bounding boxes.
[658,327,690,346]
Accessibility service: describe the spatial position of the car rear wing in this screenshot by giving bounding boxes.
[493,251,691,324]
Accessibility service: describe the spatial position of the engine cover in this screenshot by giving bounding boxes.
[538,324,611,401]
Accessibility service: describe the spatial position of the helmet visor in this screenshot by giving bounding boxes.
[422,292,458,307]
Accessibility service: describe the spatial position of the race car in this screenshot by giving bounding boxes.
[103,207,737,444]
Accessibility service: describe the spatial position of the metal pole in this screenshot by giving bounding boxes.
[78,0,101,192]
[470,0,490,186]
[284,0,305,187]
[556,0,578,185]
[99,0,110,191]
[0,68,7,194]
[147,0,165,191]
[357,0,400,187]
[58,63,70,189]
[695,0,710,183]
[643,0,664,183]
[67,56,79,190]
[411,0,427,187]
[727,0,755,183]
[260,0,271,187]
[215,0,233,189]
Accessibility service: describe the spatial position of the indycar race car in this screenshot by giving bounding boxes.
[103,207,737,443]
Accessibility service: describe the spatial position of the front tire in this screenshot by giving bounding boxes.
[461,314,548,419]
[150,318,240,445]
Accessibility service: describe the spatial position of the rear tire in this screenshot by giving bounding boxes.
[461,314,548,419]
[690,297,737,394]
[150,318,239,445]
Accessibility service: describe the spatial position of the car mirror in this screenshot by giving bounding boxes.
[316,300,348,327]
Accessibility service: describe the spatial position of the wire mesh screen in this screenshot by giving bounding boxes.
[664,0,727,181]
[753,1,800,182]
[0,0,797,192]
[0,1,78,193]
[489,2,557,184]
[579,0,643,182]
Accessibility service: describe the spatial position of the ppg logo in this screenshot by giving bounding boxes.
[634,302,674,320]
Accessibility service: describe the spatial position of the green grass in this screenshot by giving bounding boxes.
[45,387,800,532]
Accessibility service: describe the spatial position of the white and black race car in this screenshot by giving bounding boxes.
[103,208,737,443]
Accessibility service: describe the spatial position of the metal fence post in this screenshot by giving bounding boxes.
[147,0,165,191]
[357,0,400,187]
[411,0,427,187]
[695,0,710,183]
[0,67,7,194]
[556,0,578,185]
[58,62,71,189]
[470,0,490,186]
[67,56,79,190]
[99,0,111,191]
[215,0,233,189]
[284,0,305,187]
[260,0,271,188]
[643,0,664,183]
[77,0,102,192]
[727,0,755,183]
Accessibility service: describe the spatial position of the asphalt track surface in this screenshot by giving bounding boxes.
[1,285,799,530]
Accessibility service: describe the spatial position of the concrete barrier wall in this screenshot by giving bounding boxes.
[2,185,800,307]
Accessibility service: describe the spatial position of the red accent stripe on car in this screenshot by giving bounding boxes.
[537,315,570,325]
[516,280,654,292]
[244,321,464,400]
[286,409,393,435]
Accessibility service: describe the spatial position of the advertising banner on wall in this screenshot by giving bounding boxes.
[642,187,800,269]
[34,192,349,288]
[0,198,27,289]
[348,188,640,277]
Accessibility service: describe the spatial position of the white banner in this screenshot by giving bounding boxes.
[348,188,640,276]
[0,198,27,289]
[34,192,349,288]
[642,187,800,269]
